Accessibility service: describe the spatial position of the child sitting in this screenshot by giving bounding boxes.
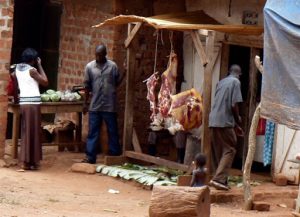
[190,153,207,187]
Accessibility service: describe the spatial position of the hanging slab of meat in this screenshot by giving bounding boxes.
[169,88,203,131]
[144,72,159,121]
[158,52,178,118]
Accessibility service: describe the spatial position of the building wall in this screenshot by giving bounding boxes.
[0,0,13,157]
[58,0,186,152]
[186,0,266,25]
[57,0,118,145]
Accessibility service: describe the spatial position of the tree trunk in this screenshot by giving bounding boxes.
[243,55,264,210]
[149,186,210,217]
[243,103,261,210]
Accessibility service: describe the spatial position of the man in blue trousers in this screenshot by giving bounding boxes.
[82,44,125,164]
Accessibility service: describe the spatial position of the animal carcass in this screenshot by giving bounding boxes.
[158,51,178,118]
[169,88,203,131]
[144,72,159,121]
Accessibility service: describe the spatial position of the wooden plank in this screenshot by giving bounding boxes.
[42,142,83,146]
[201,30,216,173]
[219,43,230,80]
[125,151,189,172]
[122,24,137,154]
[224,34,263,48]
[190,30,208,66]
[132,128,142,153]
[124,22,143,48]
[104,156,127,166]
[177,175,192,186]
[242,47,260,167]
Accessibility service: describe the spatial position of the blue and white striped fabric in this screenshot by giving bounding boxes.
[263,121,276,166]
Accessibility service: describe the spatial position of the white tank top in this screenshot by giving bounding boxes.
[15,64,41,104]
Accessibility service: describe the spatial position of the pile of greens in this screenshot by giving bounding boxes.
[40,89,81,102]
[96,163,184,186]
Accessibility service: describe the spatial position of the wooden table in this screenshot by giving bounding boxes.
[8,101,85,159]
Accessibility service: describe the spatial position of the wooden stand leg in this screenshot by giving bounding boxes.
[75,112,82,152]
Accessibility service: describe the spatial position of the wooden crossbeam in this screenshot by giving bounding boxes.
[190,30,208,66]
[125,22,143,48]
[125,151,189,172]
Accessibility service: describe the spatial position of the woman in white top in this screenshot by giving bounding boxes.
[12,48,48,170]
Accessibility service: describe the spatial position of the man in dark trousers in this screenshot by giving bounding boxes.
[209,64,244,190]
[82,44,125,164]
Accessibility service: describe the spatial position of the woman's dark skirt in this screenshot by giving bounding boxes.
[19,104,42,164]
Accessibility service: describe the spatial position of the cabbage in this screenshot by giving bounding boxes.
[74,92,81,101]
[56,91,62,98]
[41,94,50,102]
[46,89,56,95]
[50,93,60,102]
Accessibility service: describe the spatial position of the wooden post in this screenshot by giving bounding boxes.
[201,31,216,172]
[243,103,261,210]
[219,43,230,80]
[122,24,137,154]
[242,47,260,166]
[190,30,208,66]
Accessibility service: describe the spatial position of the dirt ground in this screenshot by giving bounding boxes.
[0,148,296,217]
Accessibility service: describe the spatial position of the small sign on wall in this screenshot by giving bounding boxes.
[242,11,259,25]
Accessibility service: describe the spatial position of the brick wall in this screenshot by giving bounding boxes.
[57,0,118,141]
[0,0,185,158]
[0,0,13,157]
[57,0,186,153]
[116,0,186,149]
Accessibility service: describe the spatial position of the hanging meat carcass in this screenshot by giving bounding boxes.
[157,51,178,118]
[144,72,159,121]
[169,88,203,131]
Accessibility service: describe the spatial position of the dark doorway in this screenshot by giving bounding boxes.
[7,0,62,139]
[11,0,62,91]
[228,45,268,173]
[228,45,250,101]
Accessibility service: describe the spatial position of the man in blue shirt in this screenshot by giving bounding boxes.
[82,45,125,164]
[209,64,244,190]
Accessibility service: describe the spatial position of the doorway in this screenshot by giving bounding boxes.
[7,0,62,139]
[11,0,62,91]
[228,45,268,173]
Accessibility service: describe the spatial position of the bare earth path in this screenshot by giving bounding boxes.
[0,149,295,217]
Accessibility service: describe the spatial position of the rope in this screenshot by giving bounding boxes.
[169,31,174,52]
[153,30,159,73]
[160,29,164,46]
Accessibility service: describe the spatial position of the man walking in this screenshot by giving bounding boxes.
[209,64,243,190]
[82,45,125,164]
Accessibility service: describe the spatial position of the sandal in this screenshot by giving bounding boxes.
[81,158,95,164]
[21,163,30,170]
[30,163,40,170]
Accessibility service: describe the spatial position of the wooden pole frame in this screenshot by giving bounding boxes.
[201,31,216,173]
[121,23,218,173]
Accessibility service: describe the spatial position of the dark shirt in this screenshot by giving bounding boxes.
[84,60,121,112]
[209,75,243,128]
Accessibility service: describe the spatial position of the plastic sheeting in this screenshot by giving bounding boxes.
[261,0,300,130]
